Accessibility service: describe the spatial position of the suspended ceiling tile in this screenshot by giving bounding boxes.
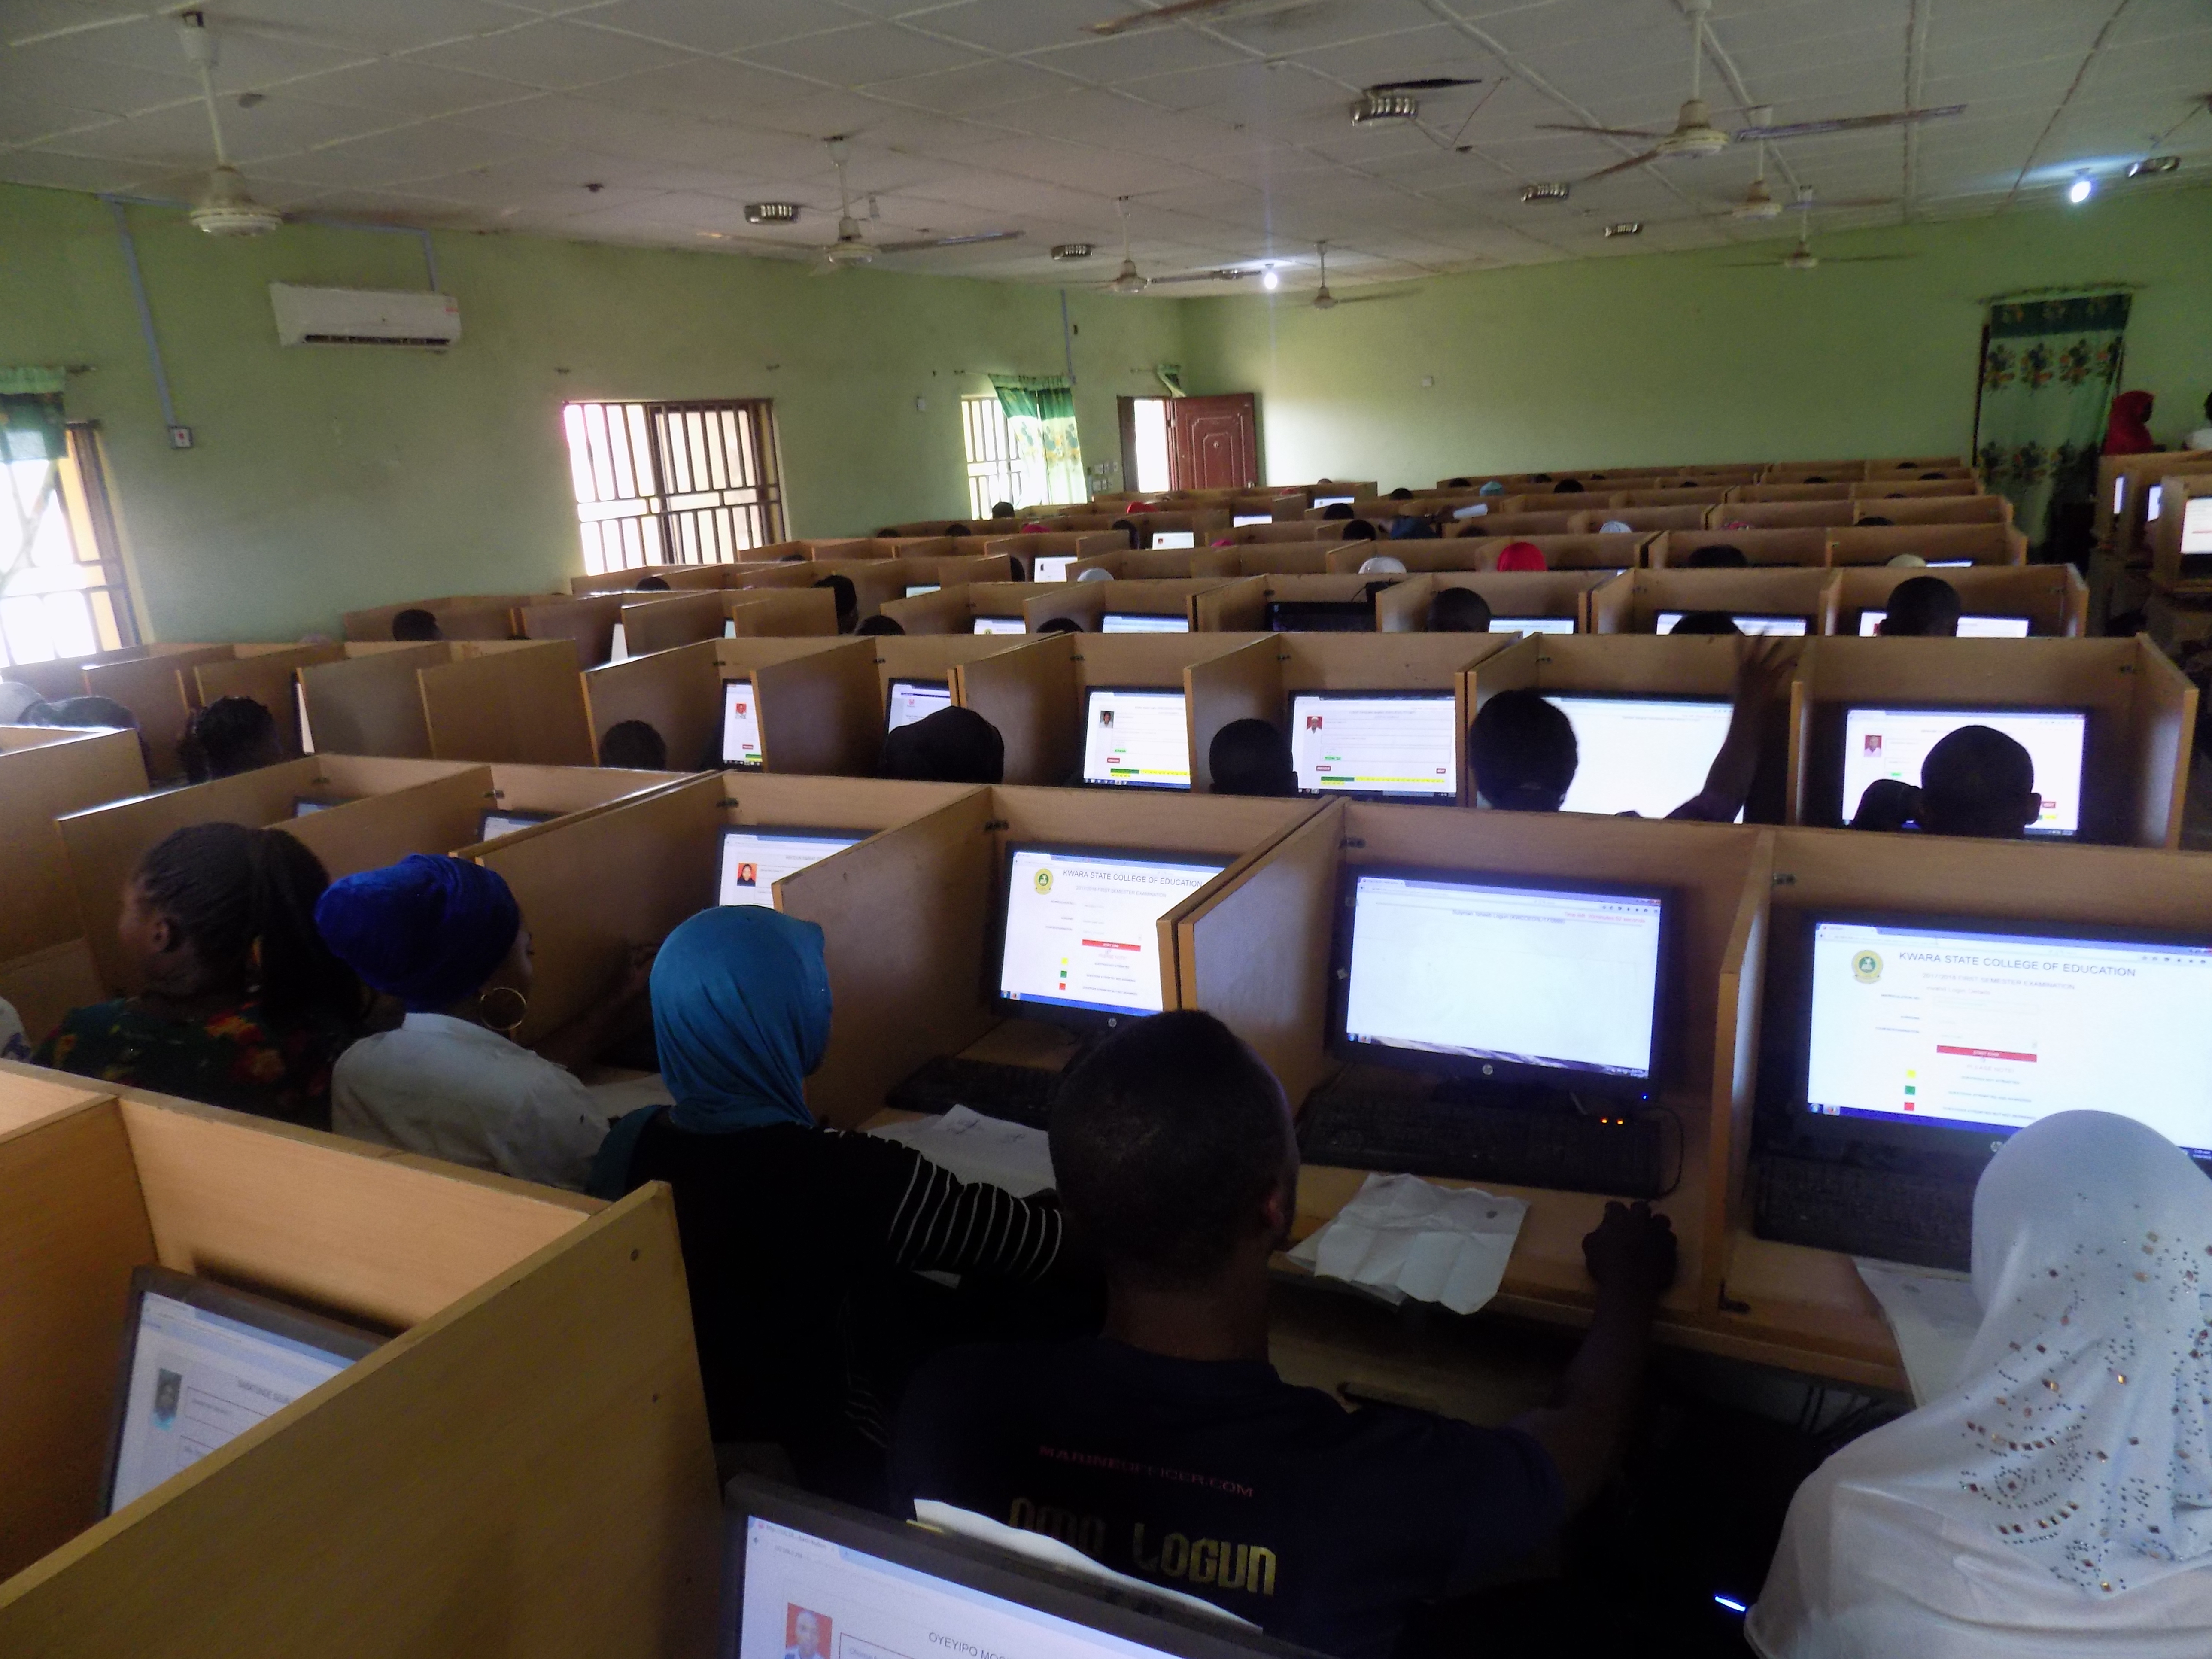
[908,0,1127,55]
[576,0,846,54]
[1022,26,1256,85]
[280,57,542,117]
[741,21,982,84]
[409,19,698,91]
[868,55,1071,109]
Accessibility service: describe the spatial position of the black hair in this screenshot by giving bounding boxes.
[598,719,669,770]
[1920,726,2038,839]
[1321,503,1355,521]
[874,527,899,538]
[1428,587,1492,633]
[1341,518,1378,541]
[181,695,279,782]
[946,523,972,537]
[1881,575,1963,637]
[990,500,1016,518]
[1529,473,1553,483]
[1208,718,1297,797]
[1919,471,1945,480]
[1803,476,1828,484]
[1111,517,1142,550]
[1469,689,1576,811]
[1667,610,1741,635]
[1387,486,1413,500]
[1444,477,1471,488]
[855,614,906,637]
[1553,479,1586,494]
[1038,616,1083,634]
[1857,514,1895,526]
[779,551,808,562]
[878,705,1004,784]
[36,694,139,729]
[1049,1010,1291,1290]
[634,575,672,591]
[1684,544,1750,569]
[134,823,358,1026]
[813,573,859,632]
[391,608,441,641]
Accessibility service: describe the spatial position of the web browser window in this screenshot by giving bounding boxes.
[1102,613,1190,633]
[1656,611,1807,636]
[1289,691,1457,799]
[719,828,863,908]
[886,678,952,731]
[1501,616,1576,635]
[1232,514,1272,526]
[2148,484,2164,523]
[2183,496,2212,554]
[1148,530,1196,549]
[998,846,1225,1016]
[1805,916,2212,1155]
[1548,694,1733,819]
[1033,556,1076,582]
[905,584,941,597]
[1840,706,2084,835]
[1857,611,2031,637]
[723,679,765,766]
[1081,688,1191,788]
[973,617,1027,635]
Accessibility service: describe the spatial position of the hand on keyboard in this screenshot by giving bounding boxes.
[1582,1200,1677,1301]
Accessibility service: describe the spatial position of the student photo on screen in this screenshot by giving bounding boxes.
[736,862,760,890]
[153,1368,182,1428]
[784,1605,831,1659]
[1098,708,1115,729]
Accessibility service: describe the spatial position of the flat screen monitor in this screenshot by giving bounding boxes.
[1502,616,1577,635]
[1926,559,1974,568]
[1336,867,1666,1095]
[1032,555,1076,582]
[1265,599,1372,633]
[886,677,952,732]
[972,616,1027,635]
[1289,690,1458,802]
[1840,705,2085,836]
[479,809,552,841]
[904,584,940,597]
[1655,611,1808,636]
[102,1266,380,1516]
[997,844,1227,1021]
[1233,514,1272,526]
[609,621,628,662]
[294,680,314,753]
[722,678,764,767]
[1546,693,1734,820]
[1102,613,1190,634]
[291,796,350,816]
[718,827,863,908]
[2183,496,2212,555]
[2113,476,2128,516]
[1147,530,1196,550]
[1080,686,1191,790]
[1313,495,1355,508]
[1856,610,2031,638]
[1800,912,2212,1158]
[2147,483,2164,523]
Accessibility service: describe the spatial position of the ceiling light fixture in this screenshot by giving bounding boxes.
[2068,173,2094,204]
[744,202,798,225]
[1350,90,1419,124]
[1051,243,1094,260]
[1261,266,1280,290]
[1604,222,1642,237]
[177,14,282,238]
[1522,183,1570,203]
[2127,156,2180,177]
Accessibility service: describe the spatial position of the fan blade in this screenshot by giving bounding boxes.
[1738,105,1964,141]
[1537,122,1669,139]
[873,230,1022,253]
[1371,77,1480,91]
[1820,254,1916,264]
[1786,196,1899,209]
[1086,0,1282,37]
[1145,269,1251,285]
[1581,148,1664,182]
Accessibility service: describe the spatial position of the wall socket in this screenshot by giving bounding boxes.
[167,426,194,449]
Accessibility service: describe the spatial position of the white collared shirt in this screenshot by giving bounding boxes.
[333,1012,606,1191]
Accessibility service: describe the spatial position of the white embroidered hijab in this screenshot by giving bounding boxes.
[1750,1111,2212,1658]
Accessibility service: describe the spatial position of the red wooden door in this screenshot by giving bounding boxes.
[1166,394,1259,491]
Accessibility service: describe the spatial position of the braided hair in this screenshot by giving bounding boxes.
[133,823,359,1027]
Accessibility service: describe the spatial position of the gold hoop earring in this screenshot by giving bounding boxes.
[477,985,529,1036]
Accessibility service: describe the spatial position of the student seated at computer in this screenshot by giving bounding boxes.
[878,706,1004,785]
[314,855,652,1190]
[1322,503,1356,521]
[991,499,1016,518]
[180,694,283,782]
[1666,611,1741,635]
[1428,587,1493,633]
[634,575,673,591]
[598,718,669,771]
[1469,639,1789,820]
[1495,541,1547,572]
[595,906,1094,1494]
[1856,725,2039,840]
[1683,545,1750,569]
[1208,718,1296,796]
[1340,518,1379,541]
[1875,576,1961,637]
[391,607,442,641]
[1750,1110,2212,1659]
[890,1011,1677,1659]
[814,574,860,634]
[856,614,906,637]
[35,823,361,1127]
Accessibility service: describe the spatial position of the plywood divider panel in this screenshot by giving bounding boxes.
[1653,528,1835,568]
[1194,574,1268,632]
[755,640,882,776]
[420,643,593,768]
[301,645,447,760]
[1827,523,2022,568]
[953,634,1082,787]
[1705,834,1774,1309]
[194,647,344,760]
[0,939,104,1055]
[520,596,624,671]
[0,729,149,963]
[583,641,721,773]
[1864,495,2010,526]
[1830,564,2087,636]
[476,775,726,1048]
[2128,635,2196,851]
[0,1061,110,1136]
[1717,502,1853,531]
[1850,478,1978,498]
[1022,586,1107,633]
[879,587,972,636]
[777,789,1003,1129]
[726,589,838,638]
[621,592,728,657]
[1185,638,1285,793]
[340,596,543,641]
[569,565,684,595]
[0,1096,156,1580]
[278,767,497,877]
[928,554,1016,589]
[1234,544,1332,575]
[1573,506,1709,534]
[82,648,235,781]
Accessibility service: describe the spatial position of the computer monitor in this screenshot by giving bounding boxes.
[1789,911,2212,1162]
[1232,514,1272,526]
[1926,559,1974,568]
[294,680,314,754]
[996,843,1228,1022]
[1313,495,1355,508]
[1501,616,1577,635]
[905,584,941,597]
[1856,610,2032,638]
[291,796,351,816]
[722,1479,1298,1659]
[1147,529,1196,550]
[718,827,864,908]
[2148,483,2164,523]
[2184,496,2212,555]
[1545,693,1734,820]
[2113,476,2128,516]
[1655,611,1808,636]
[1032,556,1076,582]
[101,1266,381,1516]
[1333,867,1667,1098]
[1101,613,1190,634]
[886,677,952,732]
[1840,705,2085,836]
[1080,686,1191,790]
[973,616,1027,635]
[1264,599,1372,633]
[1289,690,1458,802]
[722,678,764,767]
[479,808,552,841]
[609,621,628,662]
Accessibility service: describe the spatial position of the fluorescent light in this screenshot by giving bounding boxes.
[1714,1595,1748,1615]
[1262,267,1280,290]
[2068,176,2094,204]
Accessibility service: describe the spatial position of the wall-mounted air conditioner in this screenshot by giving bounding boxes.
[270,283,461,348]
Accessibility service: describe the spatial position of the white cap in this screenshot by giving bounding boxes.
[1358,555,1409,574]
[1076,566,1115,582]
[1599,520,1633,533]
[1885,553,1927,568]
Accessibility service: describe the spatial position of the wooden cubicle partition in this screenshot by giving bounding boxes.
[981,532,1123,576]
[0,938,102,1056]
[0,728,148,965]
[0,1068,718,1656]
[1232,544,1335,576]
[195,646,346,760]
[1190,575,1267,631]
[738,639,884,777]
[1334,533,1650,574]
[621,592,728,657]
[75,648,234,781]
[275,766,499,888]
[1652,528,1835,568]
[582,641,720,772]
[1787,636,2194,846]
[1738,483,1854,504]
[953,633,1083,787]
[1226,522,1333,544]
[300,645,447,759]
[878,586,975,636]
[520,595,624,670]
[1714,501,1853,531]
[1439,510,1586,538]
[2147,473,2212,590]
[1863,495,2011,526]
[726,587,839,638]
[873,633,1033,711]
[2103,453,2212,556]
[1373,571,1606,632]
[1850,477,1979,499]
[1827,523,2026,568]
[1571,505,1710,534]
[1830,564,2087,636]
[1587,568,1842,634]
[1182,638,1282,793]
[926,553,1017,589]
[421,641,595,767]
[1276,633,1512,806]
[338,594,546,641]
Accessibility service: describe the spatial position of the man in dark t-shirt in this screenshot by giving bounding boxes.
[889,1011,1677,1659]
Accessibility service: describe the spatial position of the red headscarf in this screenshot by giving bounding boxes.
[1494,541,1548,572]
[2104,390,2157,456]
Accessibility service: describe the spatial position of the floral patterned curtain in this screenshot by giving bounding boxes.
[990,375,1085,509]
[1974,292,2130,556]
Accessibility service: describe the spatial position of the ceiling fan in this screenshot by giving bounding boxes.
[1723,200,1916,270]
[1307,243,1415,309]
[1100,198,1255,295]
[176,13,282,237]
[810,137,1020,273]
[1716,131,1898,220]
[1540,0,1964,185]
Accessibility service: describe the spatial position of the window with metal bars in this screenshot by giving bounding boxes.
[962,394,1021,520]
[561,399,785,575]
[0,423,139,669]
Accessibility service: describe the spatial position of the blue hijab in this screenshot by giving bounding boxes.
[653,905,832,1133]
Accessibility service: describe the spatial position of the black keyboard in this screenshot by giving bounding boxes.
[1297,1089,1668,1198]
[1753,1154,1973,1271]
[886,1056,1060,1130]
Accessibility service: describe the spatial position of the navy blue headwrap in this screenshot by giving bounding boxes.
[314,854,521,1013]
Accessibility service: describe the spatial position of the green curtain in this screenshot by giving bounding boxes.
[0,367,67,465]
[990,374,1085,508]
[1975,293,2130,555]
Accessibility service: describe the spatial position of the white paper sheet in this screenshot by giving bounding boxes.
[1853,1257,1983,1407]
[1287,1171,1528,1315]
[869,1106,1056,1197]
[912,1501,1258,1627]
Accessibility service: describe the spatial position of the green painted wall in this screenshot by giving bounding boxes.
[0,182,1186,642]
[1181,187,2212,492]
